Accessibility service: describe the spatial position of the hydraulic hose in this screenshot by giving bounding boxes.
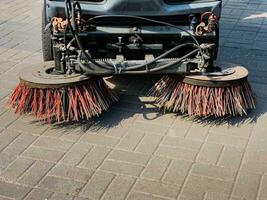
[77,48,199,74]
[64,0,205,73]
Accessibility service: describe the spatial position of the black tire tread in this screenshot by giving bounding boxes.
[42,4,53,61]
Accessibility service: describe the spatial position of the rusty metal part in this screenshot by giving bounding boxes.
[181,65,249,87]
[51,17,68,33]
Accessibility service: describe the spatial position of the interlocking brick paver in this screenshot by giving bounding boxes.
[196,142,223,165]
[108,149,150,165]
[258,174,267,200]
[0,152,17,169]
[191,163,237,181]
[22,146,64,163]
[0,129,20,151]
[0,157,34,182]
[0,0,267,199]
[135,133,163,154]
[2,132,37,155]
[134,178,179,199]
[32,136,74,152]
[163,159,192,186]
[38,176,84,195]
[207,133,248,149]
[232,172,261,200]
[101,175,135,200]
[24,188,53,200]
[61,142,93,166]
[155,145,198,161]
[79,171,115,199]
[80,134,119,147]
[141,156,170,180]
[79,146,111,170]
[116,129,145,151]
[17,161,54,186]
[0,181,31,200]
[100,160,144,177]
[218,146,243,170]
[49,164,94,183]
[127,191,170,200]
[161,136,202,151]
[182,175,233,199]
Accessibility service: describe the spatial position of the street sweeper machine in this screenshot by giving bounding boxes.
[8,0,256,122]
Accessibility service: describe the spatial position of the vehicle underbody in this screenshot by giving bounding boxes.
[43,0,222,76]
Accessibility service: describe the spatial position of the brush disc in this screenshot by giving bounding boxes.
[182,64,248,87]
[19,62,90,89]
[149,64,256,117]
[8,62,118,122]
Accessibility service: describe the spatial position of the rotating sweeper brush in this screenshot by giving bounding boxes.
[8,63,118,122]
[149,64,255,117]
[8,0,255,122]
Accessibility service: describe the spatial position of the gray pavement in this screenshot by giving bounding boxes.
[0,0,267,199]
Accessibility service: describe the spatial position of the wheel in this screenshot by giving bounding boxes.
[42,1,53,61]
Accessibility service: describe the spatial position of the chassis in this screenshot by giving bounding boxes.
[42,0,222,75]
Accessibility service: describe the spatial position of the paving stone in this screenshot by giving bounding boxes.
[0,111,19,128]
[0,152,17,168]
[127,192,170,200]
[134,179,179,199]
[0,181,31,200]
[61,142,93,166]
[105,126,129,138]
[161,136,202,151]
[185,123,210,141]
[209,123,253,139]
[18,161,54,186]
[136,113,176,128]
[39,176,84,195]
[196,143,223,165]
[108,149,150,165]
[218,147,243,170]
[43,126,83,141]
[0,157,34,182]
[49,193,89,200]
[2,132,37,155]
[80,134,119,147]
[241,160,267,174]
[22,146,64,163]
[116,129,145,151]
[79,146,111,170]
[79,171,115,199]
[0,129,20,151]
[130,121,169,136]
[163,159,192,186]
[8,116,49,135]
[155,145,198,161]
[100,160,144,176]
[32,136,74,152]
[24,188,53,200]
[135,133,163,154]
[142,156,170,180]
[183,175,233,198]
[49,164,94,183]
[191,163,237,182]
[207,133,248,149]
[258,174,267,200]
[101,175,135,200]
[232,172,261,200]
[167,117,192,138]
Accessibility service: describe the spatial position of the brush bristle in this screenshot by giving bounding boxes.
[149,76,256,117]
[8,79,118,122]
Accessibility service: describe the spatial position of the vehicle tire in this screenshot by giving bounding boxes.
[42,2,53,61]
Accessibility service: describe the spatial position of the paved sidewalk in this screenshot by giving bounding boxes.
[0,0,267,199]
